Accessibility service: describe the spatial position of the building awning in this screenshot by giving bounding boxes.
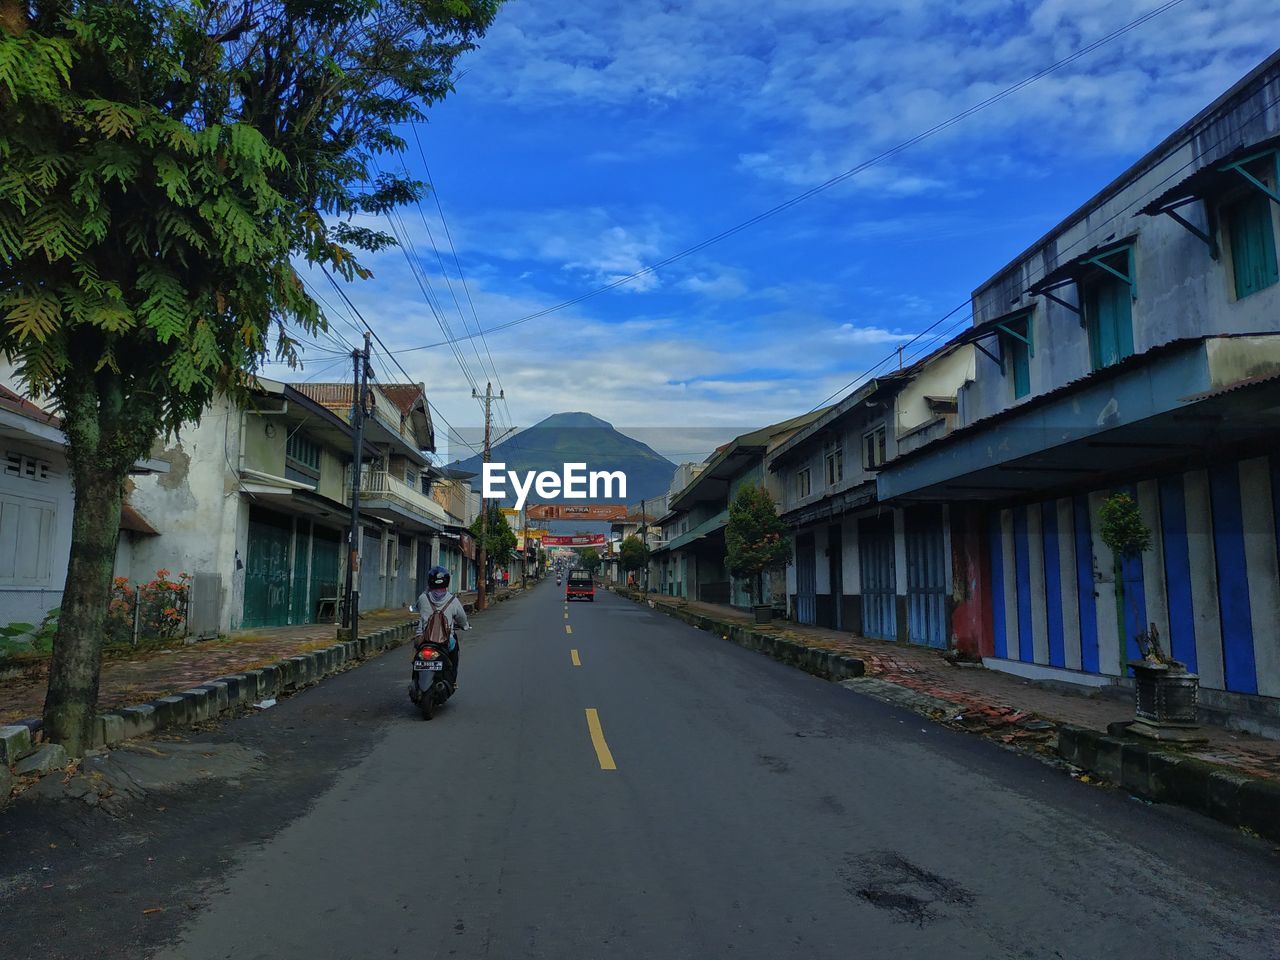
[780,480,877,528]
[119,501,159,536]
[876,335,1280,502]
[1027,237,1136,307]
[654,509,728,554]
[1138,138,1280,258]
[1140,137,1280,214]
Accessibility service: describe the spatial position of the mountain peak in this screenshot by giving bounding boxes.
[448,410,675,505]
[534,411,614,430]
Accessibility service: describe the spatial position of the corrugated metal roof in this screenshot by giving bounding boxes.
[293,382,425,414]
[1179,368,1280,403]
[0,385,61,427]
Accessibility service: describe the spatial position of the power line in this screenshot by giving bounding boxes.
[385,0,1188,356]
[382,203,482,394]
[318,264,486,460]
[410,125,511,419]
[806,76,1280,410]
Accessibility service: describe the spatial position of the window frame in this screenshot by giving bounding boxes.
[1220,157,1280,301]
[862,425,887,470]
[1081,248,1136,372]
[823,438,844,486]
[997,313,1034,400]
[796,467,812,500]
[285,430,321,478]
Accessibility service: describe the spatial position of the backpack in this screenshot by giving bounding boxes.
[422,600,452,648]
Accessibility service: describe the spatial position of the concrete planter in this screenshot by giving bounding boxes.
[1128,660,1205,744]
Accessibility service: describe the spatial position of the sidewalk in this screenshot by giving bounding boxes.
[0,608,412,726]
[633,593,1280,783]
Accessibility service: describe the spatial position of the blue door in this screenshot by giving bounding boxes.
[905,507,947,648]
[859,515,896,640]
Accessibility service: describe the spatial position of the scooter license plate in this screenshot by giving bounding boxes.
[414,660,444,671]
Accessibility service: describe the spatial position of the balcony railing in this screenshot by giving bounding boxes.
[346,468,449,525]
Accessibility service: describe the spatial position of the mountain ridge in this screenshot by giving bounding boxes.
[448,411,677,508]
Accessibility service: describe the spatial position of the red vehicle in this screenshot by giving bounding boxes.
[566,572,595,602]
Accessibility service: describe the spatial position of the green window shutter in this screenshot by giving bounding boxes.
[1003,316,1031,399]
[1228,191,1279,298]
[1086,276,1133,371]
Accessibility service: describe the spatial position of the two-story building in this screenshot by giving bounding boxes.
[292,381,444,611]
[765,337,975,643]
[125,377,444,632]
[428,467,479,594]
[877,51,1280,731]
[651,413,824,607]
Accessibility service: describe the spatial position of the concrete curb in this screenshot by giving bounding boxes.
[615,587,1280,843]
[1057,725,1280,843]
[616,587,864,682]
[78,620,417,749]
[1,582,543,788]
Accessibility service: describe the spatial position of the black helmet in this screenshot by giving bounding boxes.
[427,565,450,590]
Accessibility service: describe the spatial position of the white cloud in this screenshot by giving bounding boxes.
[679,270,748,299]
[835,323,916,345]
[460,0,1276,195]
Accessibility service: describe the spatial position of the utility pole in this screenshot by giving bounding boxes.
[343,332,372,639]
[640,497,648,593]
[472,381,503,611]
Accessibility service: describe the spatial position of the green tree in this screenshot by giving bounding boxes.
[576,548,602,576]
[618,534,649,575]
[725,484,790,603]
[0,0,501,753]
[470,503,517,567]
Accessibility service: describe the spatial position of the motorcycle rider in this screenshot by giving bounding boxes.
[417,565,469,684]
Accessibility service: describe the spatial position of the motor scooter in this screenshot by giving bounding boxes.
[409,625,468,720]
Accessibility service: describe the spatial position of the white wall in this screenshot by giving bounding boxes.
[0,438,74,626]
[126,396,245,631]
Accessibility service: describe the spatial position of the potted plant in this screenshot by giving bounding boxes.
[1099,493,1204,743]
[725,484,791,624]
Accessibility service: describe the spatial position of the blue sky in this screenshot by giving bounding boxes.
[272,0,1276,464]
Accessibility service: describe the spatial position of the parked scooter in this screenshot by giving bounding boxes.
[408,625,467,720]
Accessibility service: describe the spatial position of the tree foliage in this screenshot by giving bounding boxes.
[0,0,502,753]
[618,534,649,573]
[576,547,601,575]
[470,502,517,566]
[725,483,790,601]
[1098,492,1151,557]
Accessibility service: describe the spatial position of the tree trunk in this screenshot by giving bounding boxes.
[0,1,28,36]
[42,369,145,756]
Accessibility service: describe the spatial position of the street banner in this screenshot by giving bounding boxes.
[541,534,607,547]
[527,504,627,522]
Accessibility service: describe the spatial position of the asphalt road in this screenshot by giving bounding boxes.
[2,581,1279,960]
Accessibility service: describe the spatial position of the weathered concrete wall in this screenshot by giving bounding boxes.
[243,411,283,476]
[894,345,974,435]
[772,407,891,515]
[126,397,244,632]
[316,446,345,502]
[964,70,1280,428]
